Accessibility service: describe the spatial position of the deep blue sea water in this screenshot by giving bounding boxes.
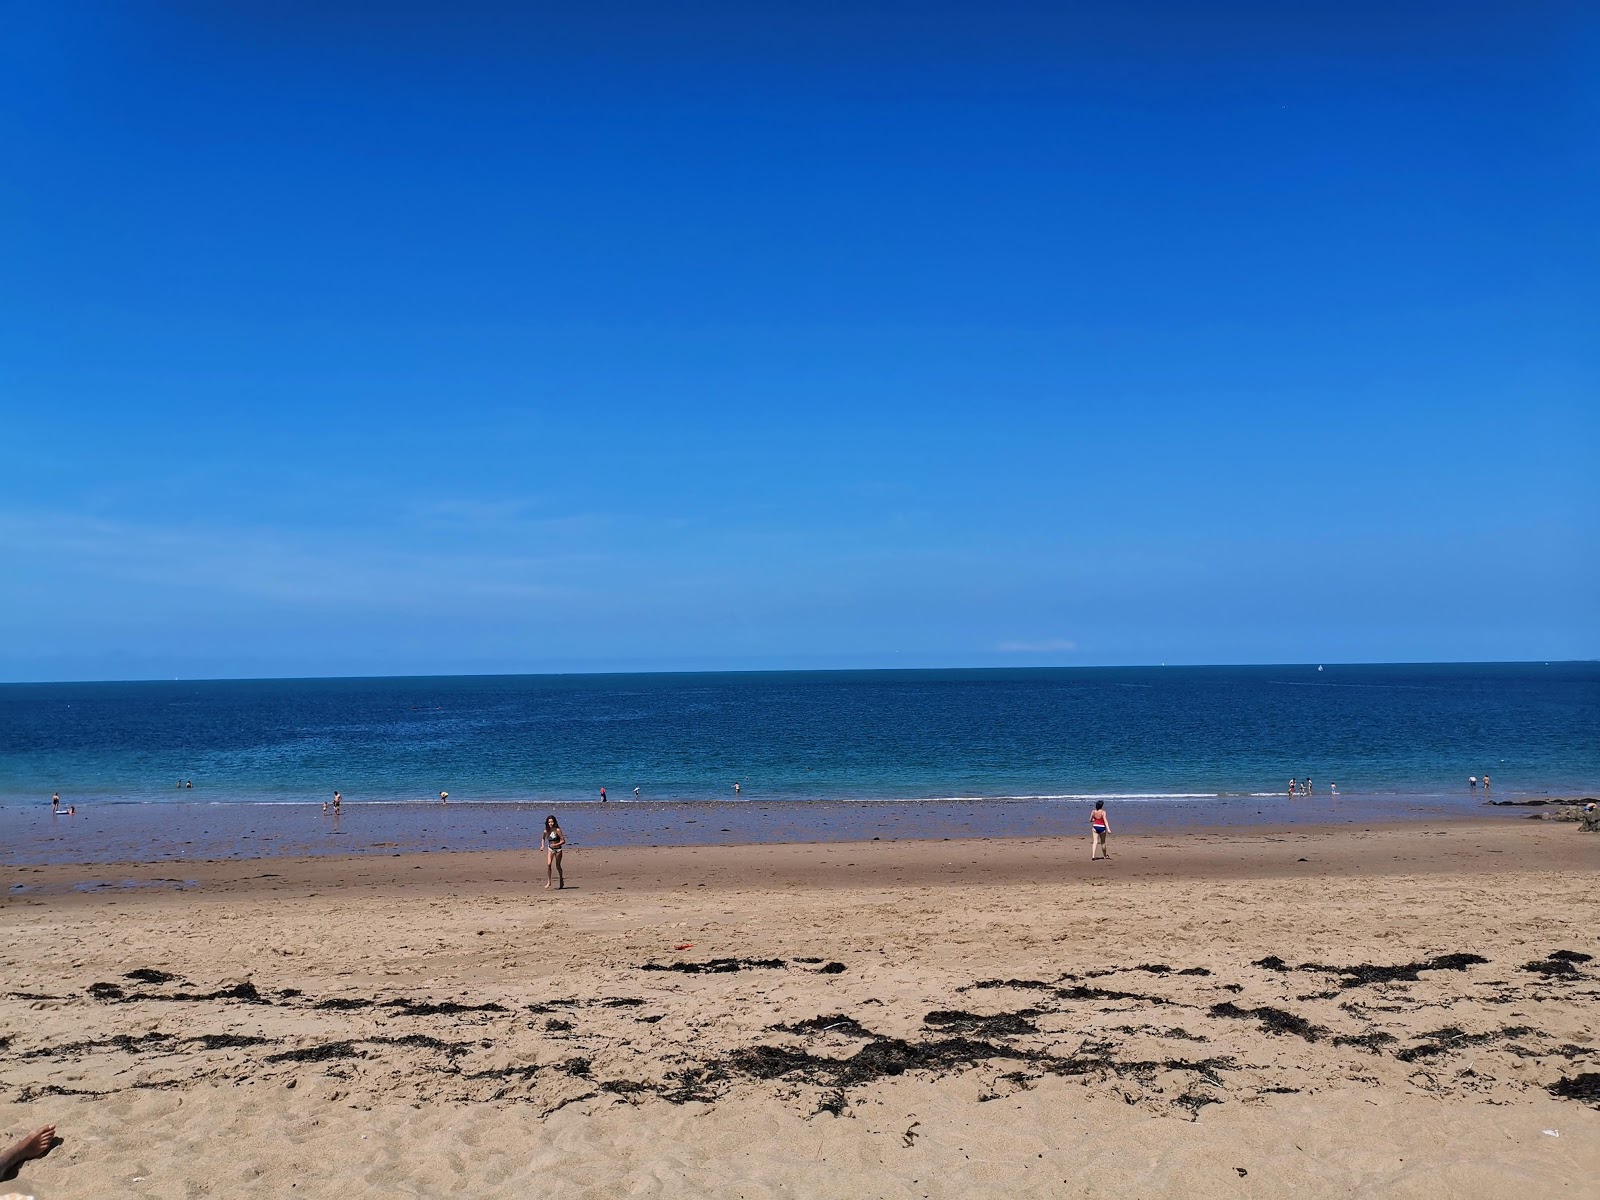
[2,664,1596,863]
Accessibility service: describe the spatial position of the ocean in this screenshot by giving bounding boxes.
[3,663,1596,863]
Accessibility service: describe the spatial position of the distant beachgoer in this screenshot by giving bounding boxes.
[440,791,448,805]
[1305,778,1313,795]
[1482,774,1491,794]
[733,781,741,795]
[633,786,640,799]
[1288,778,1297,797]
[600,787,607,803]
[332,791,342,814]
[1329,783,1338,795]
[185,780,192,789]
[67,806,76,815]
[0,1123,58,1180]
[51,792,60,812]
[541,814,566,890]
[1469,776,1477,790]
[1090,801,1110,861]
[322,800,328,814]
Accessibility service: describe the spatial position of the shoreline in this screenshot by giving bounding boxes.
[8,817,1593,903]
[4,790,1571,868]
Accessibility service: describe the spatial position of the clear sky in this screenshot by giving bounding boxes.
[2,2,1595,681]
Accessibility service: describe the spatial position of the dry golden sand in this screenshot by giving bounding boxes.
[3,820,1597,1198]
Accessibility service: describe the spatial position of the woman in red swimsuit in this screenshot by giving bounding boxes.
[1090,801,1110,861]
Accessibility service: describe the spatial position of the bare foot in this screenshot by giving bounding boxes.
[1,1126,58,1180]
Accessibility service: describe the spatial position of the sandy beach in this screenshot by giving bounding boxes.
[4,819,1597,1198]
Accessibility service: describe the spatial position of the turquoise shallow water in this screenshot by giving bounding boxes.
[1,663,1595,862]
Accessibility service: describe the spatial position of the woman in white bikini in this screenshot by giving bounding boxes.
[541,814,566,890]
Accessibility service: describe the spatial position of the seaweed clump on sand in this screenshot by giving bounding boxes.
[923,1009,1040,1036]
[190,1033,274,1051]
[1522,951,1593,980]
[1395,1025,1534,1063]
[1253,953,1487,988]
[1208,1002,1326,1042]
[124,968,179,984]
[726,1036,1031,1090]
[90,979,268,1005]
[969,979,1055,991]
[265,1041,365,1063]
[1332,1031,1398,1053]
[770,1014,876,1039]
[382,998,508,1016]
[19,1032,174,1059]
[1055,984,1169,1006]
[640,958,786,974]
[1549,1074,1600,1106]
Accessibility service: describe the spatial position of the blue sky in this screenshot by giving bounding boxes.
[2,1,1596,680]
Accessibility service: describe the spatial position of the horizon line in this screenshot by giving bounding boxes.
[1,659,1594,687]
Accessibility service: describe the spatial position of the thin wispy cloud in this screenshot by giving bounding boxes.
[996,638,1078,653]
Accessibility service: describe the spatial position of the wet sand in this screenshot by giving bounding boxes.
[3,820,1597,1198]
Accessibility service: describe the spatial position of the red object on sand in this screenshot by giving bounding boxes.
[674,943,695,951]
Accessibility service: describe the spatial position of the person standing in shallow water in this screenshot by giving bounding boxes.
[541,814,566,890]
[1090,801,1110,861]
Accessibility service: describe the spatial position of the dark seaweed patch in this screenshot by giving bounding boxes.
[545,1018,574,1032]
[1549,1074,1600,1105]
[1333,1031,1397,1052]
[124,968,178,984]
[771,1014,876,1039]
[1548,950,1594,964]
[190,1033,273,1051]
[724,1036,1032,1091]
[599,997,645,1008]
[265,1041,364,1063]
[1252,953,1486,988]
[1056,984,1168,1005]
[970,978,1054,991]
[813,1088,849,1117]
[314,997,374,1011]
[1208,1003,1325,1042]
[640,958,786,974]
[382,998,509,1016]
[94,980,269,1005]
[817,962,847,974]
[1396,1025,1534,1063]
[19,1031,174,1059]
[1332,954,1488,987]
[922,1009,1040,1036]
[1177,967,1213,976]
[560,1057,592,1077]
[370,1034,471,1056]
[601,1079,656,1096]
[1172,1091,1220,1117]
